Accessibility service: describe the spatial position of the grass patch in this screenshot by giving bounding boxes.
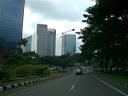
[91,71,128,81]
[91,71,128,94]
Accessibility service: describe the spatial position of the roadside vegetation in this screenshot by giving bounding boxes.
[0,63,50,81]
[91,71,128,94]
[78,0,128,73]
[77,0,128,92]
[0,39,81,82]
[0,52,78,82]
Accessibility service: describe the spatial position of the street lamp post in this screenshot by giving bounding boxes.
[62,29,75,35]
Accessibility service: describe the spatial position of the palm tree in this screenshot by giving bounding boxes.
[17,38,28,54]
[18,38,28,47]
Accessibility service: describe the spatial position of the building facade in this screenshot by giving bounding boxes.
[47,28,56,56]
[62,34,76,55]
[31,33,37,53]
[0,0,25,49]
[36,24,56,57]
[37,24,48,57]
[0,0,25,62]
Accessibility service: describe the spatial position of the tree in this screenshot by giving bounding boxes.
[79,0,128,72]
[17,38,28,54]
[18,38,28,47]
[40,55,79,68]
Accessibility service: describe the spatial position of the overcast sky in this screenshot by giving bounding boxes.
[22,0,95,55]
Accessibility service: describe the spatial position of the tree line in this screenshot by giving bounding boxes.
[79,0,128,72]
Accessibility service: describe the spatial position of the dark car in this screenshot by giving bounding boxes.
[75,68,83,75]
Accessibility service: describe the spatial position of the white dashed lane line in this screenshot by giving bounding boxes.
[70,84,75,91]
[70,76,80,91]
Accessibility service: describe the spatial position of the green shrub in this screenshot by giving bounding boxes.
[34,65,50,77]
[0,66,16,80]
[16,64,35,77]
[16,64,50,77]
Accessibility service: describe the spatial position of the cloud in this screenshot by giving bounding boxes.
[23,7,42,36]
[25,0,95,21]
[23,0,95,55]
[23,7,86,55]
[40,19,86,35]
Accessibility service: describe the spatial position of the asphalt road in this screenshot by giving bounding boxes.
[0,73,125,96]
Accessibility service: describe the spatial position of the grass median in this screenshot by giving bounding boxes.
[91,71,128,94]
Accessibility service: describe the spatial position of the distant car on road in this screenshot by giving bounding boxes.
[75,68,83,75]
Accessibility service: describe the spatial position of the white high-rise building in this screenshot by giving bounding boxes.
[62,34,76,55]
[48,28,56,56]
[37,24,48,57]
[36,24,56,57]
[31,32,37,53]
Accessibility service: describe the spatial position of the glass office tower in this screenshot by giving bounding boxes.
[0,0,25,49]
[62,34,76,55]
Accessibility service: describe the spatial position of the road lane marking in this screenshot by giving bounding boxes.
[93,76,128,96]
[70,76,80,91]
[70,84,75,91]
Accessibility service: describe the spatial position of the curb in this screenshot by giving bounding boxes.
[0,77,47,92]
[12,84,18,88]
[0,74,65,92]
[0,86,3,92]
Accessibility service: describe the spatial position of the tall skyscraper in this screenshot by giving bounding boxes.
[0,0,25,61]
[37,24,48,57]
[47,28,56,56]
[62,34,76,55]
[36,24,56,57]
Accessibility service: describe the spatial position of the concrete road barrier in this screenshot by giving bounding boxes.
[0,86,3,92]
[29,81,33,84]
[25,82,29,85]
[12,84,18,88]
[19,82,24,86]
[6,85,12,90]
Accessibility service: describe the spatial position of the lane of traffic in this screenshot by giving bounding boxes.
[1,72,126,96]
[4,74,77,96]
[71,73,124,96]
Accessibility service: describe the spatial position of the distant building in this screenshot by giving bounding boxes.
[36,24,56,57]
[62,34,76,55]
[47,28,56,56]
[23,36,32,53]
[31,33,37,53]
[0,0,25,62]
[37,24,48,57]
